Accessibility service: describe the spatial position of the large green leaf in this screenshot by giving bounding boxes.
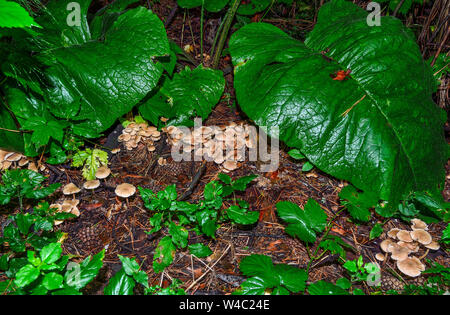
[32,1,169,134]
[177,0,229,12]
[104,269,135,295]
[0,0,40,29]
[0,102,23,152]
[238,254,307,295]
[229,0,447,204]
[139,66,225,126]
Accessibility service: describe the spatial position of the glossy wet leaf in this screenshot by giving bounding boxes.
[177,0,229,12]
[188,243,212,258]
[229,0,447,205]
[139,66,225,126]
[0,0,40,29]
[104,269,135,295]
[64,250,104,290]
[339,185,377,222]
[36,2,170,134]
[153,236,176,273]
[308,280,349,295]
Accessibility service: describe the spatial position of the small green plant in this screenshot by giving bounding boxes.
[146,279,185,295]
[0,169,60,210]
[0,243,105,295]
[139,173,258,272]
[72,148,108,180]
[0,202,74,253]
[343,255,380,286]
[234,254,307,295]
[104,255,149,295]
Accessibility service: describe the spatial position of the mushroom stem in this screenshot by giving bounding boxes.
[419,248,429,260]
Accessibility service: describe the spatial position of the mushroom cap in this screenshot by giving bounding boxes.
[397,257,425,277]
[397,241,420,253]
[375,253,385,261]
[61,204,73,213]
[63,199,80,208]
[380,239,395,252]
[83,180,100,190]
[6,152,22,162]
[425,240,440,251]
[63,183,81,195]
[18,158,29,167]
[396,230,413,243]
[95,166,111,179]
[387,228,401,239]
[389,244,411,261]
[71,207,80,217]
[411,218,428,230]
[115,183,136,198]
[223,160,238,171]
[410,229,432,245]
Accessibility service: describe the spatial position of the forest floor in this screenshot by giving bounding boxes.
[1,0,449,294]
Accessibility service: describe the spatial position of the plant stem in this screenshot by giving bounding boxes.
[212,0,240,69]
[306,208,346,274]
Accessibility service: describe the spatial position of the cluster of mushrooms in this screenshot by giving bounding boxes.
[164,122,256,173]
[51,166,112,224]
[378,218,440,278]
[118,122,161,152]
[53,164,138,224]
[0,149,41,172]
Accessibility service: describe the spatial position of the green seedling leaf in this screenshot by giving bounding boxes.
[153,236,176,273]
[370,223,384,240]
[42,272,64,291]
[287,149,305,160]
[339,185,377,222]
[104,269,135,295]
[226,205,259,225]
[14,264,40,288]
[188,243,212,258]
[276,199,327,243]
[40,243,62,265]
[65,250,105,290]
[169,222,189,248]
[118,255,141,276]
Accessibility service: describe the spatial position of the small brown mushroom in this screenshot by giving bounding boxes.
[222,160,238,171]
[424,240,440,251]
[115,183,136,207]
[387,228,401,239]
[396,257,425,278]
[380,239,395,252]
[411,218,428,230]
[396,230,413,243]
[389,244,411,261]
[375,253,385,261]
[410,229,432,245]
[95,166,111,179]
[83,180,100,190]
[63,183,81,199]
